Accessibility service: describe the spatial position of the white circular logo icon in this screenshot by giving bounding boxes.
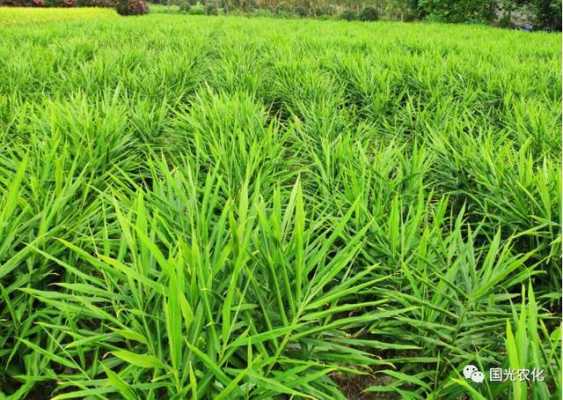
[471,370,484,383]
[463,365,479,379]
[463,365,484,383]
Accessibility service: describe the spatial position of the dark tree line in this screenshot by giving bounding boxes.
[177,0,560,30]
[414,0,561,29]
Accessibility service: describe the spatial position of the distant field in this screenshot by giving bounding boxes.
[0,8,560,399]
[0,7,116,25]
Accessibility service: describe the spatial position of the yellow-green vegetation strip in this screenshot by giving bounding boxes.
[0,7,116,26]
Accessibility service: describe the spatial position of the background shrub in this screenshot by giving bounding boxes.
[178,0,190,12]
[339,8,358,20]
[274,1,291,15]
[116,0,148,15]
[498,12,513,27]
[531,0,562,30]
[359,5,378,20]
[205,2,218,14]
[253,7,274,17]
[312,3,337,17]
[417,0,495,23]
[188,1,205,14]
[293,4,307,16]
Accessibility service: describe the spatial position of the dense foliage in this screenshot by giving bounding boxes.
[116,0,148,14]
[218,0,561,29]
[359,5,379,20]
[0,8,561,400]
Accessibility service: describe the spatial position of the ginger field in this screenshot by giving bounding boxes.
[0,8,561,399]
